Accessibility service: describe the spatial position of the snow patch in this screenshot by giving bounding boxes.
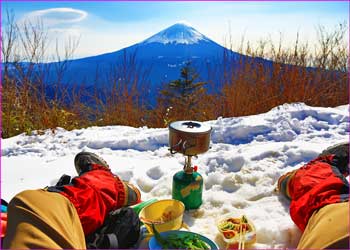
[1,103,349,249]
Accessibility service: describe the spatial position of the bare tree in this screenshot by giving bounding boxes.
[1,9,82,138]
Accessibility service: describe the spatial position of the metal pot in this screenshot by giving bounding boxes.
[169,121,212,156]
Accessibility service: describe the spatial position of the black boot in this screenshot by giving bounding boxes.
[74,151,110,174]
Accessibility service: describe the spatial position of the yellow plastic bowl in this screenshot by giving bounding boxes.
[139,199,185,234]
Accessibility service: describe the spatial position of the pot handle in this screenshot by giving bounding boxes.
[182,140,196,155]
[169,139,183,154]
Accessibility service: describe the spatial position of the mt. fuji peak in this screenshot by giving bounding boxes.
[142,23,212,45]
[37,21,245,103]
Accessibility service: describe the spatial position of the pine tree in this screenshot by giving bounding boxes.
[158,61,207,125]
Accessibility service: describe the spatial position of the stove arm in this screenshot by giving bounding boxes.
[169,139,183,154]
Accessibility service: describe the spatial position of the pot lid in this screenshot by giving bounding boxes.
[169,121,211,133]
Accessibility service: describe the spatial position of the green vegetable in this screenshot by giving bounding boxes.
[219,221,235,230]
[151,224,210,249]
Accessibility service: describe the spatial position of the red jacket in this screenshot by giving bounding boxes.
[58,164,126,235]
[285,155,349,231]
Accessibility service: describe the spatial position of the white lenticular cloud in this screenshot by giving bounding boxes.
[23,8,88,26]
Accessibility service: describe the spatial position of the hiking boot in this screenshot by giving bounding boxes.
[74,151,109,174]
[318,142,349,173]
[318,142,349,158]
[123,182,141,206]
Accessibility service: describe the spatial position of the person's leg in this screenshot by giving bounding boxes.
[297,202,349,249]
[74,151,141,206]
[3,189,86,249]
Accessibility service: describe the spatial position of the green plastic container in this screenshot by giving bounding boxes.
[172,170,203,210]
[131,198,158,215]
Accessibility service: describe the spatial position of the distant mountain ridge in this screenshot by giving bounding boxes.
[68,23,229,64]
[49,22,234,88]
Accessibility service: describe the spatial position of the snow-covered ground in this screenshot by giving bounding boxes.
[1,103,349,249]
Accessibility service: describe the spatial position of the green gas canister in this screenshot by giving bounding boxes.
[172,163,203,210]
[168,121,211,210]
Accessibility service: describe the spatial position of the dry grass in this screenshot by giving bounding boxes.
[216,23,348,118]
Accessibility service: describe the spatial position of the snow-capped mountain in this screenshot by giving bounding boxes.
[10,23,250,103]
[38,22,234,94]
[123,23,225,60]
[75,22,226,61]
[141,23,212,45]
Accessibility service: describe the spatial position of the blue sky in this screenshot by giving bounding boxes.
[1,1,349,59]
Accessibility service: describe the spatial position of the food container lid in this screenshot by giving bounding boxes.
[169,121,211,134]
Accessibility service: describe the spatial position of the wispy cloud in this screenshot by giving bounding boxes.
[21,8,87,27]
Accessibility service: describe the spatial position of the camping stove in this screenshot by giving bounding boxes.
[168,121,212,210]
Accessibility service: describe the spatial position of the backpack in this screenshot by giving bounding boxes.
[85,207,141,249]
